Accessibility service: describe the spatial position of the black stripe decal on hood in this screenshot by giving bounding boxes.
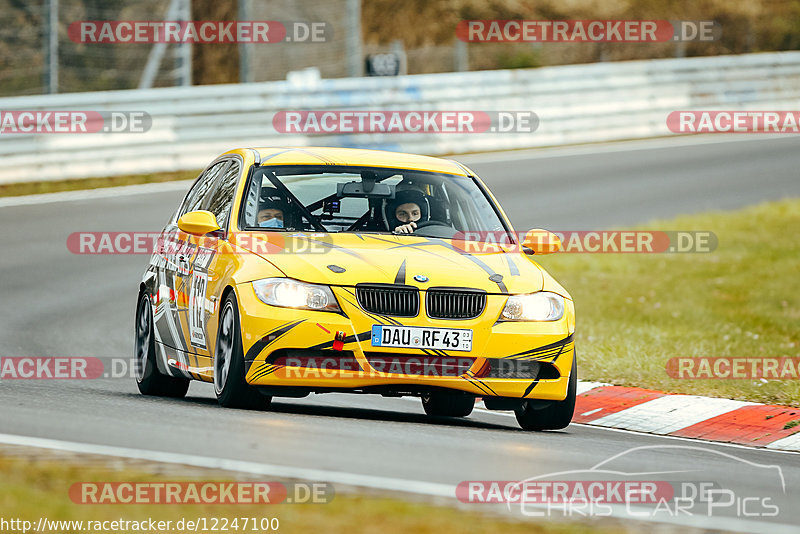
[392,238,509,293]
[296,236,369,261]
[380,238,463,264]
[394,259,407,285]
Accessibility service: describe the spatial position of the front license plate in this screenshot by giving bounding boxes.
[371,325,472,352]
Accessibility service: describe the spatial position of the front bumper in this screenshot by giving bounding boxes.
[239,283,575,400]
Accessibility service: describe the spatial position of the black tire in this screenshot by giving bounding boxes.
[214,293,271,409]
[515,354,577,431]
[422,391,475,417]
[135,292,190,398]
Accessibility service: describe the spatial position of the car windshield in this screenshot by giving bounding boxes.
[240,165,512,240]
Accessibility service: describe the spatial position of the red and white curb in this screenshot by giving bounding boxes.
[573,381,800,452]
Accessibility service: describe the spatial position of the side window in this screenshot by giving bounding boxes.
[241,169,262,228]
[180,161,229,216]
[203,161,240,230]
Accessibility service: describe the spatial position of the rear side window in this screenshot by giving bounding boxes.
[203,161,240,230]
[180,161,229,216]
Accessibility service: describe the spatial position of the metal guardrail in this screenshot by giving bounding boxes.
[1,51,799,184]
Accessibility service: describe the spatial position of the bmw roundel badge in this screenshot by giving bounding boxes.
[413,274,429,283]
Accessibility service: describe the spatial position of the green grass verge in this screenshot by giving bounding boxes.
[0,170,199,198]
[0,454,618,534]
[534,198,800,406]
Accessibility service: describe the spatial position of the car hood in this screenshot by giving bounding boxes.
[232,232,544,294]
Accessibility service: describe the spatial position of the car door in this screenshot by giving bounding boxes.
[152,160,229,379]
[182,158,243,377]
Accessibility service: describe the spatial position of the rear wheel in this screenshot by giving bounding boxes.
[214,293,271,409]
[135,292,190,398]
[421,391,475,417]
[515,355,576,431]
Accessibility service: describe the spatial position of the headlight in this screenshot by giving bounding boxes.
[252,278,341,312]
[500,292,565,321]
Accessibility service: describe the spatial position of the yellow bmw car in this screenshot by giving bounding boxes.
[135,147,576,430]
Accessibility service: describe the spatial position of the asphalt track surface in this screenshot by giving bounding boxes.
[1,135,799,532]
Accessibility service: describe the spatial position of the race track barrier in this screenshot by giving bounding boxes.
[1,51,799,183]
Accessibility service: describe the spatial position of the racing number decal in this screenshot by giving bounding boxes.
[189,247,215,349]
[188,273,207,347]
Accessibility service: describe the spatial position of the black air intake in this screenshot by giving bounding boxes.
[426,288,486,319]
[356,284,419,317]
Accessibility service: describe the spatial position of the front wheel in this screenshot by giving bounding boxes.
[134,292,190,398]
[515,355,577,431]
[214,293,271,410]
[422,391,475,417]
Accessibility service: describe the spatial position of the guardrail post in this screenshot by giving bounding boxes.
[238,0,253,83]
[454,40,468,72]
[43,0,58,94]
[346,0,363,77]
[176,0,192,86]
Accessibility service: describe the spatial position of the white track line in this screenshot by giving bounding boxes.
[0,431,795,534]
[0,432,451,497]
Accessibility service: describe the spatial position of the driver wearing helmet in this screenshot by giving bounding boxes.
[256,187,293,229]
[257,199,288,228]
[385,189,430,234]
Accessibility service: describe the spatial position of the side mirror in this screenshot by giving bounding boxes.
[521,229,561,255]
[177,210,221,236]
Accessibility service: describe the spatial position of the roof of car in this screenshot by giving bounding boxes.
[230,147,470,176]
